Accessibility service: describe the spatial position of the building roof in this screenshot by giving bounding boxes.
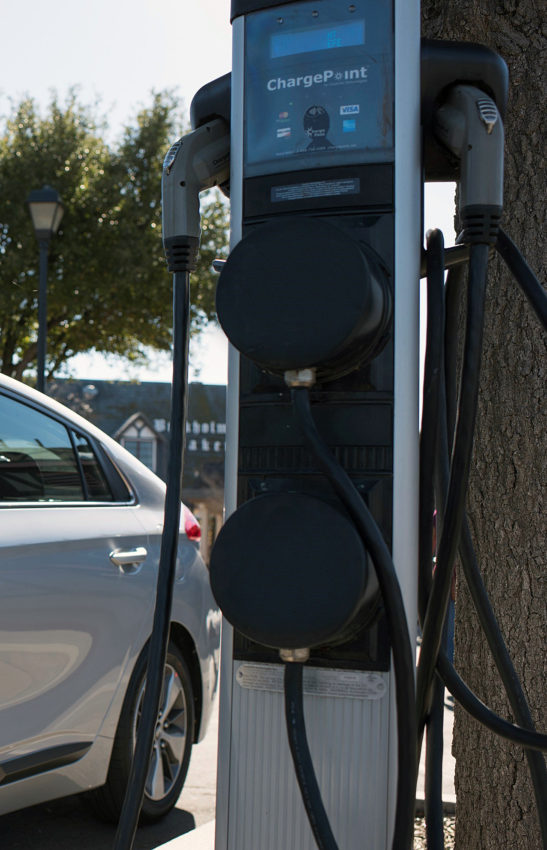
[48,378,226,437]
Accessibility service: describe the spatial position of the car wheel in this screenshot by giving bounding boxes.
[85,641,195,824]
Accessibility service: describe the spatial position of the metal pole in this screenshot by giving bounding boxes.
[37,237,50,394]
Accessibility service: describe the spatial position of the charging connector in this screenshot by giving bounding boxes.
[435,85,504,244]
[162,119,230,272]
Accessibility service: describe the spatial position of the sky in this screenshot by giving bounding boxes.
[0,1,455,385]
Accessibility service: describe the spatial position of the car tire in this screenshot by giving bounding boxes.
[85,641,195,824]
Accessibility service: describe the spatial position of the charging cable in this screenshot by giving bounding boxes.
[496,228,547,330]
[290,384,416,850]
[418,227,547,849]
[113,269,191,850]
[416,239,490,750]
[113,120,229,850]
[434,254,547,846]
[284,660,339,850]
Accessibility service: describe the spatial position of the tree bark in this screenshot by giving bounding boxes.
[422,3,546,849]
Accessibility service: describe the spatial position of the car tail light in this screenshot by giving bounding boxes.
[183,505,201,542]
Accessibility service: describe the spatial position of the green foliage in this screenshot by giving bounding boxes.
[0,92,229,379]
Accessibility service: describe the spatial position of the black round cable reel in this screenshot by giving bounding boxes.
[216,216,392,382]
[209,490,374,651]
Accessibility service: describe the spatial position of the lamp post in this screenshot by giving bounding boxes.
[26,185,64,393]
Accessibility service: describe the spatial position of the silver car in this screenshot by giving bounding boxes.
[0,373,220,822]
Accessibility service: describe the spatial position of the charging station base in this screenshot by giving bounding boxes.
[218,661,392,850]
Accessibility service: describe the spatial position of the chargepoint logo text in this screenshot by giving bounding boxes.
[267,67,368,92]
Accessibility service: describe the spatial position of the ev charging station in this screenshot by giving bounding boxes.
[114,2,546,849]
[212,2,420,848]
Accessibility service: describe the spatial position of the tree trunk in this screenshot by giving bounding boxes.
[422,3,546,849]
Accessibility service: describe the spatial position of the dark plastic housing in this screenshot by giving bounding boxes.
[231,0,300,21]
[421,39,508,181]
[210,492,370,649]
[216,216,392,381]
[190,73,231,131]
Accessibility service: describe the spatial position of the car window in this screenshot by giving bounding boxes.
[71,430,114,501]
[0,394,83,501]
[0,392,123,504]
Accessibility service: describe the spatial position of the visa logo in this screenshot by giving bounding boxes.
[340,105,360,115]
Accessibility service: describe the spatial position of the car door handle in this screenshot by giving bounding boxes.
[109,547,148,567]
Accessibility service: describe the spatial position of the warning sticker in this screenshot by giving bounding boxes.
[236,662,386,701]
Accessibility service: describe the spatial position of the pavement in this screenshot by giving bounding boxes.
[157,682,456,849]
[174,695,220,831]
[159,820,215,849]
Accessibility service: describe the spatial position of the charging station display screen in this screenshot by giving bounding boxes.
[271,20,365,58]
[244,0,393,178]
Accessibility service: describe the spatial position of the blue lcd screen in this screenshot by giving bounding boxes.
[271,20,365,59]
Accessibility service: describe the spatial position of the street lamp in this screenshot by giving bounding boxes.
[26,185,64,393]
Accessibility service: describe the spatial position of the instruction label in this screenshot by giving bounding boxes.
[236,662,386,701]
[272,178,360,203]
